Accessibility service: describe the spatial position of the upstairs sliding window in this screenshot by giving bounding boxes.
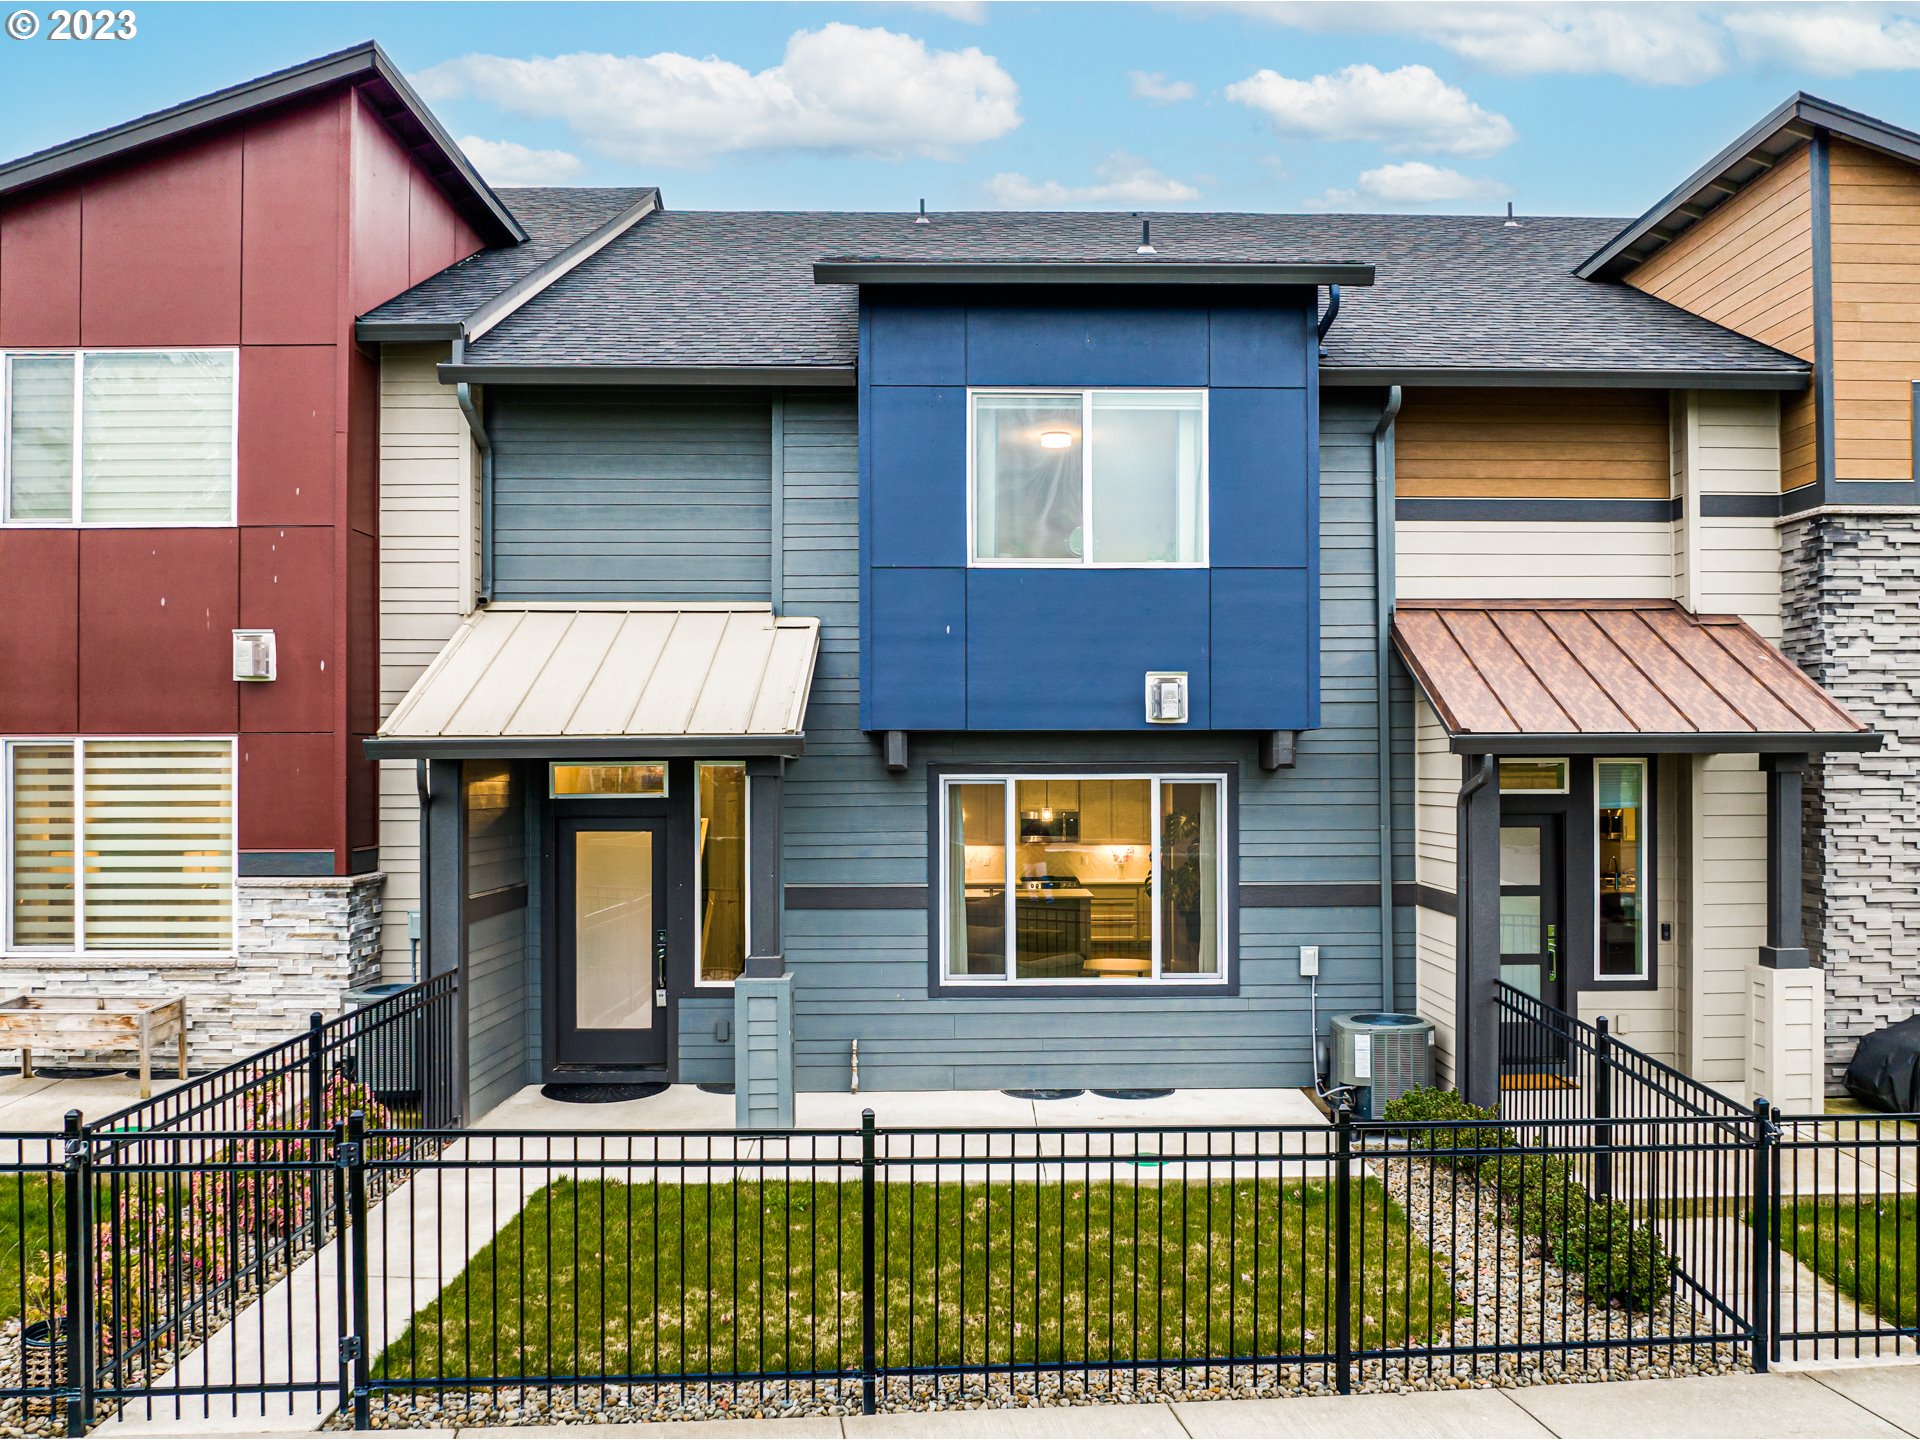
[2,349,236,525]
[970,390,1206,566]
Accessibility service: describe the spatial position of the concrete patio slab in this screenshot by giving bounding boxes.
[1172,1389,1552,1438]
[842,1403,1187,1438]
[1806,1362,1920,1433]
[1504,1370,1913,1438]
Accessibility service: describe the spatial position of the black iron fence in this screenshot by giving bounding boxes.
[0,981,1910,1433]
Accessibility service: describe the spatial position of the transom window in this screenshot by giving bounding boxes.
[969,390,1207,566]
[2,349,237,525]
[5,738,235,954]
[940,773,1226,984]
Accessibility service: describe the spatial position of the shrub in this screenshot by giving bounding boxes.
[1554,1198,1675,1311]
[1378,1086,1513,1157]
[1480,1153,1579,1239]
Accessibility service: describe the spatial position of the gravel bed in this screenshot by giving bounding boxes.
[330,1154,1744,1430]
[0,1318,72,1438]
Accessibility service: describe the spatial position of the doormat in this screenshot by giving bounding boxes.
[697,1082,735,1095]
[1500,1072,1578,1091]
[540,1082,669,1104]
[32,1066,123,1081]
[1004,1088,1084,1101]
[1092,1088,1173,1101]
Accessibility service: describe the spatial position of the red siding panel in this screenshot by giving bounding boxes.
[80,134,243,346]
[407,170,462,283]
[78,529,238,733]
[346,344,379,536]
[240,97,343,345]
[237,345,336,526]
[239,525,334,732]
[347,93,410,316]
[238,729,336,855]
[0,531,78,732]
[0,189,81,346]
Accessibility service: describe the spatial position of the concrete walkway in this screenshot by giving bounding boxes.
[107,1364,1920,1438]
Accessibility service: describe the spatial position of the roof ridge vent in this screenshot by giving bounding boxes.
[1137,218,1156,255]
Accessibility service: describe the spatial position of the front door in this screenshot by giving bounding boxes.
[1498,815,1565,1068]
[556,817,669,1070]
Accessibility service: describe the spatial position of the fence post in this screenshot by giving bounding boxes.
[308,1012,327,1247]
[1592,1015,1614,1200]
[860,1108,878,1416]
[61,1110,91,1437]
[347,1110,372,1430]
[332,1120,352,1418]
[1750,1098,1774,1374]
[1333,1101,1353,1396]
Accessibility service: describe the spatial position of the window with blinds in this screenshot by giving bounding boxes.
[2,349,235,524]
[6,739,234,953]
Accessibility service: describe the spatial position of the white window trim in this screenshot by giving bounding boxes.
[1,347,240,528]
[1591,756,1650,984]
[965,387,1210,569]
[938,771,1230,986]
[693,761,751,989]
[2,735,239,961]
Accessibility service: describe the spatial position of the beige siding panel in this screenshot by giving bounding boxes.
[1829,140,1920,480]
[1395,388,1672,499]
[1416,907,1457,1090]
[1626,145,1815,492]
[378,343,473,980]
[1687,389,1785,644]
[1397,522,1675,601]
[1413,695,1459,1087]
[1685,754,1767,1087]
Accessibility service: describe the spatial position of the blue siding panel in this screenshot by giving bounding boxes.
[1208,388,1311,569]
[1208,304,1312,388]
[965,568,1210,729]
[871,568,967,729]
[868,304,967,385]
[868,386,968,568]
[1211,568,1316,730]
[963,305,1210,387]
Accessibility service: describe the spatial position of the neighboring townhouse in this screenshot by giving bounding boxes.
[0,45,521,1061]
[9,48,1917,1121]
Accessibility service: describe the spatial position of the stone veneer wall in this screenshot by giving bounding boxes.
[1782,515,1920,1090]
[0,873,383,1071]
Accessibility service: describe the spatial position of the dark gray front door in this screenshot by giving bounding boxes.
[1498,815,1565,1065]
[556,817,669,1070]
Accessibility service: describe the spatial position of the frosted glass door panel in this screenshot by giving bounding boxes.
[573,830,654,1032]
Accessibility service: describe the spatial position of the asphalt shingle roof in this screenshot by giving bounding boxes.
[359,187,654,327]
[377,204,1808,382]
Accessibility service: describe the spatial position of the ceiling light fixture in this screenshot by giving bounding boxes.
[1038,430,1075,450]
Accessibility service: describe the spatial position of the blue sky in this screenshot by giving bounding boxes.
[5,3,1920,218]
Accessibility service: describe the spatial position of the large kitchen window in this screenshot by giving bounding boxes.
[2,349,237,525]
[1596,758,1648,982]
[5,738,235,954]
[941,773,1225,984]
[970,390,1206,565]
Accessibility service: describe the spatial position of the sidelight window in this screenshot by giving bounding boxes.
[969,390,1206,566]
[940,772,1226,985]
[1595,758,1648,981]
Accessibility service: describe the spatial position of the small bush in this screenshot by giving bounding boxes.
[1378,1086,1512,1157]
[1553,1198,1676,1312]
[1480,1153,1579,1239]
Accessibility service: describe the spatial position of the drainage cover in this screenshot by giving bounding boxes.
[540,1082,668,1104]
[1003,1088,1084,1101]
[697,1082,735,1095]
[1092,1088,1173,1101]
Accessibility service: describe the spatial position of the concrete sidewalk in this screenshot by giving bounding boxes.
[115,1364,1920,1439]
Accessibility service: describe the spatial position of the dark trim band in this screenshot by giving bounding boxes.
[1397,497,1676,523]
[785,884,927,911]
[238,850,335,878]
[466,884,529,924]
[1699,493,1783,518]
[1412,883,1457,918]
[1242,882,1379,908]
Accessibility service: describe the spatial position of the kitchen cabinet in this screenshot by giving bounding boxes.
[1079,780,1112,842]
[1111,780,1152,843]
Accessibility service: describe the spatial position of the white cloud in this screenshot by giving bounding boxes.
[1226,63,1515,157]
[985,151,1203,207]
[457,135,583,185]
[1354,160,1510,204]
[414,24,1021,165]
[1727,7,1920,74]
[1129,70,1197,103]
[1226,3,1728,85]
[894,0,989,21]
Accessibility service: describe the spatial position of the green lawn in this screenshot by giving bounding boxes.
[1778,1195,1918,1330]
[0,1173,64,1325]
[375,1176,1460,1382]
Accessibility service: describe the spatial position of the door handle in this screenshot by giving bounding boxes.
[654,928,668,1005]
[1546,923,1559,983]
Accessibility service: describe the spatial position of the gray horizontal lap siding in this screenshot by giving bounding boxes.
[489,388,774,602]
[771,395,1399,1092]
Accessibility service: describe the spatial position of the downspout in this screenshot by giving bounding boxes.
[451,335,494,606]
[1373,385,1403,1010]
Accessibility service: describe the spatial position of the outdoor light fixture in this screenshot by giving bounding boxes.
[1038,430,1075,449]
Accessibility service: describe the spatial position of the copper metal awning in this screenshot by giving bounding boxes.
[1392,600,1877,754]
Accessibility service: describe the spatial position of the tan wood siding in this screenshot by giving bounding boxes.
[1829,140,1920,482]
[1394,388,1671,499]
[1626,145,1816,493]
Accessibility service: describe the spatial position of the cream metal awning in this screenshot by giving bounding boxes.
[366,604,820,760]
